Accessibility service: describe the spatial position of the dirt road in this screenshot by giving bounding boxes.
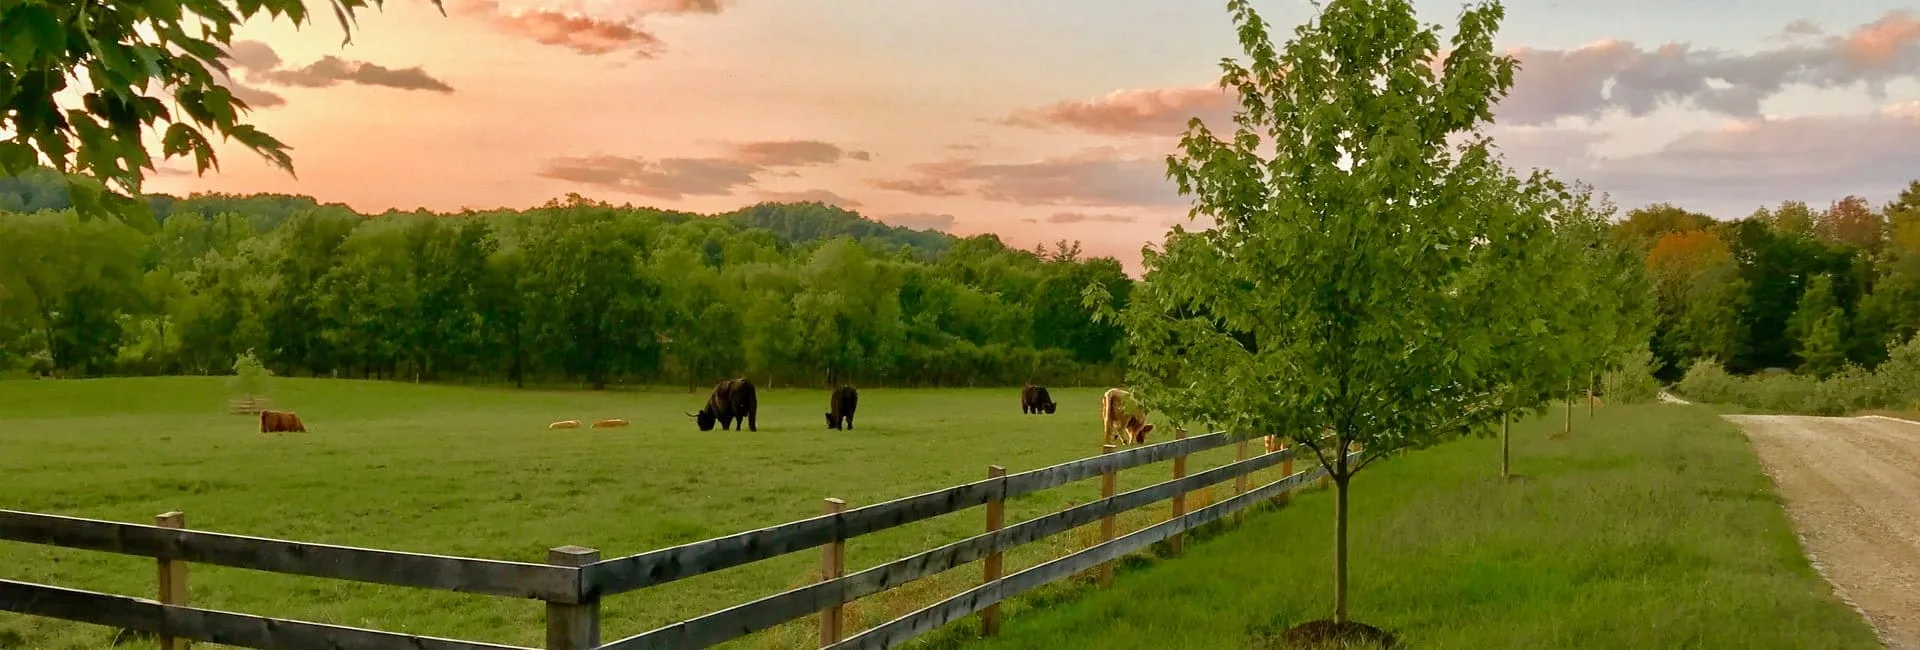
[1726,414,1920,649]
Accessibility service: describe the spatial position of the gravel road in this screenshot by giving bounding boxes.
[1725,414,1920,649]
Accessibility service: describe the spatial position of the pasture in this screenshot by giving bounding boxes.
[938,404,1882,649]
[0,377,1280,649]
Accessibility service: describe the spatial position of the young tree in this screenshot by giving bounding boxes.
[2,0,436,224]
[1095,0,1530,631]
[228,347,272,401]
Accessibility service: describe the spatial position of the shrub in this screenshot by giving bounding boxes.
[1602,344,1661,404]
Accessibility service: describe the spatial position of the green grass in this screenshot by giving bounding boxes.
[927,404,1880,650]
[0,377,1279,649]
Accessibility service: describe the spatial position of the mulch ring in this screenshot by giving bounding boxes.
[1274,620,1398,649]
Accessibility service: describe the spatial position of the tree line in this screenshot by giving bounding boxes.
[1623,182,1920,381]
[0,172,1132,389]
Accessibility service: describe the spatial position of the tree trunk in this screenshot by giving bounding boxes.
[1500,412,1511,479]
[1564,378,1573,435]
[1588,370,1596,417]
[1332,448,1351,624]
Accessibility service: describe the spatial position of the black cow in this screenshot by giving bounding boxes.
[1021,385,1057,414]
[688,377,758,431]
[825,385,859,430]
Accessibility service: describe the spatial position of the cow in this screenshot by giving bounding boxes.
[1100,388,1154,446]
[825,385,859,430]
[591,419,629,428]
[1020,385,1057,414]
[549,420,583,429]
[260,410,307,433]
[689,377,758,432]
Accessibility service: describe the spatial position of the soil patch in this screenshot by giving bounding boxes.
[1278,620,1397,648]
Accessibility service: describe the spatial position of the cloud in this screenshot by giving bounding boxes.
[877,212,957,232]
[451,0,722,57]
[256,57,455,92]
[538,155,757,199]
[1047,212,1137,224]
[757,189,862,208]
[1003,83,1234,138]
[1498,103,1920,214]
[218,40,453,99]
[732,140,868,166]
[875,148,1182,207]
[868,177,968,197]
[1779,19,1824,39]
[540,139,869,199]
[1007,12,1920,135]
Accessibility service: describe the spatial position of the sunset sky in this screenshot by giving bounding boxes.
[144,0,1920,268]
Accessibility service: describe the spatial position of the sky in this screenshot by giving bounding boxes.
[142,0,1920,270]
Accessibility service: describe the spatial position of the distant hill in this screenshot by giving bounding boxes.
[722,202,954,257]
[1,168,956,257]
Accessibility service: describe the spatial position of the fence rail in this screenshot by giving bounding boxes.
[0,430,1339,649]
[0,510,580,602]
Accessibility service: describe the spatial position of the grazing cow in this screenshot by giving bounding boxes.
[689,377,758,431]
[1100,389,1154,446]
[1020,385,1057,414]
[260,410,307,433]
[591,419,629,428]
[825,385,859,430]
[549,420,583,429]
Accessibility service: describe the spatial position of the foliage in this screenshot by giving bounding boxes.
[1600,344,1661,405]
[226,347,271,397]
[1674,335,1920,415]
[1102,0,1536,625]
[0,194,1130,388]
[0,0,436,226]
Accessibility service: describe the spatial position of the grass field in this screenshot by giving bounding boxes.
[0,377,1283,649]
[923,404,1881,649]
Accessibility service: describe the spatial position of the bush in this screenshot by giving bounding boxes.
[1601,344,1661,404]
[1676,358,1739,404]
[1674,334,1920,415]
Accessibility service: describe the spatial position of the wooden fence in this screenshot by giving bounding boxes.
[0,432,1353,650]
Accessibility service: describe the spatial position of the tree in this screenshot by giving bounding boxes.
[1097,0,1525,631]
[1815,196,1886,253]
[227,347,271,399]
[1,0,437,225]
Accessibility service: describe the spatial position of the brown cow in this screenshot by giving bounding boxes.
[260,410,307,433]
[1100,388,1154,446]
[591,419,629,428]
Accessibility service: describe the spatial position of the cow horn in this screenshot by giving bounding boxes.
[685,411,698,418]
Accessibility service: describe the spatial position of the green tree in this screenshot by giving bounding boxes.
[1100,0,1525,628]
[1,0,437,224]
[227,347,271,399]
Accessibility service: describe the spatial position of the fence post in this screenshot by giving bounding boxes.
[1170,429,1189,556]
[819,497,848,647]
[1232,439,1249,523]
[155,512,188,650]
[981,466,1007,636]
[545,546,600,650]
[1097,444,1118,587]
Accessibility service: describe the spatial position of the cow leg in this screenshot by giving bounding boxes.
[845,414,854,430]
[748,412,758,432]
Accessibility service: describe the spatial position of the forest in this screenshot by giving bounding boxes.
[6,163,1920,398]
[0,168,1131,389]
[1630,181,1920,380]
